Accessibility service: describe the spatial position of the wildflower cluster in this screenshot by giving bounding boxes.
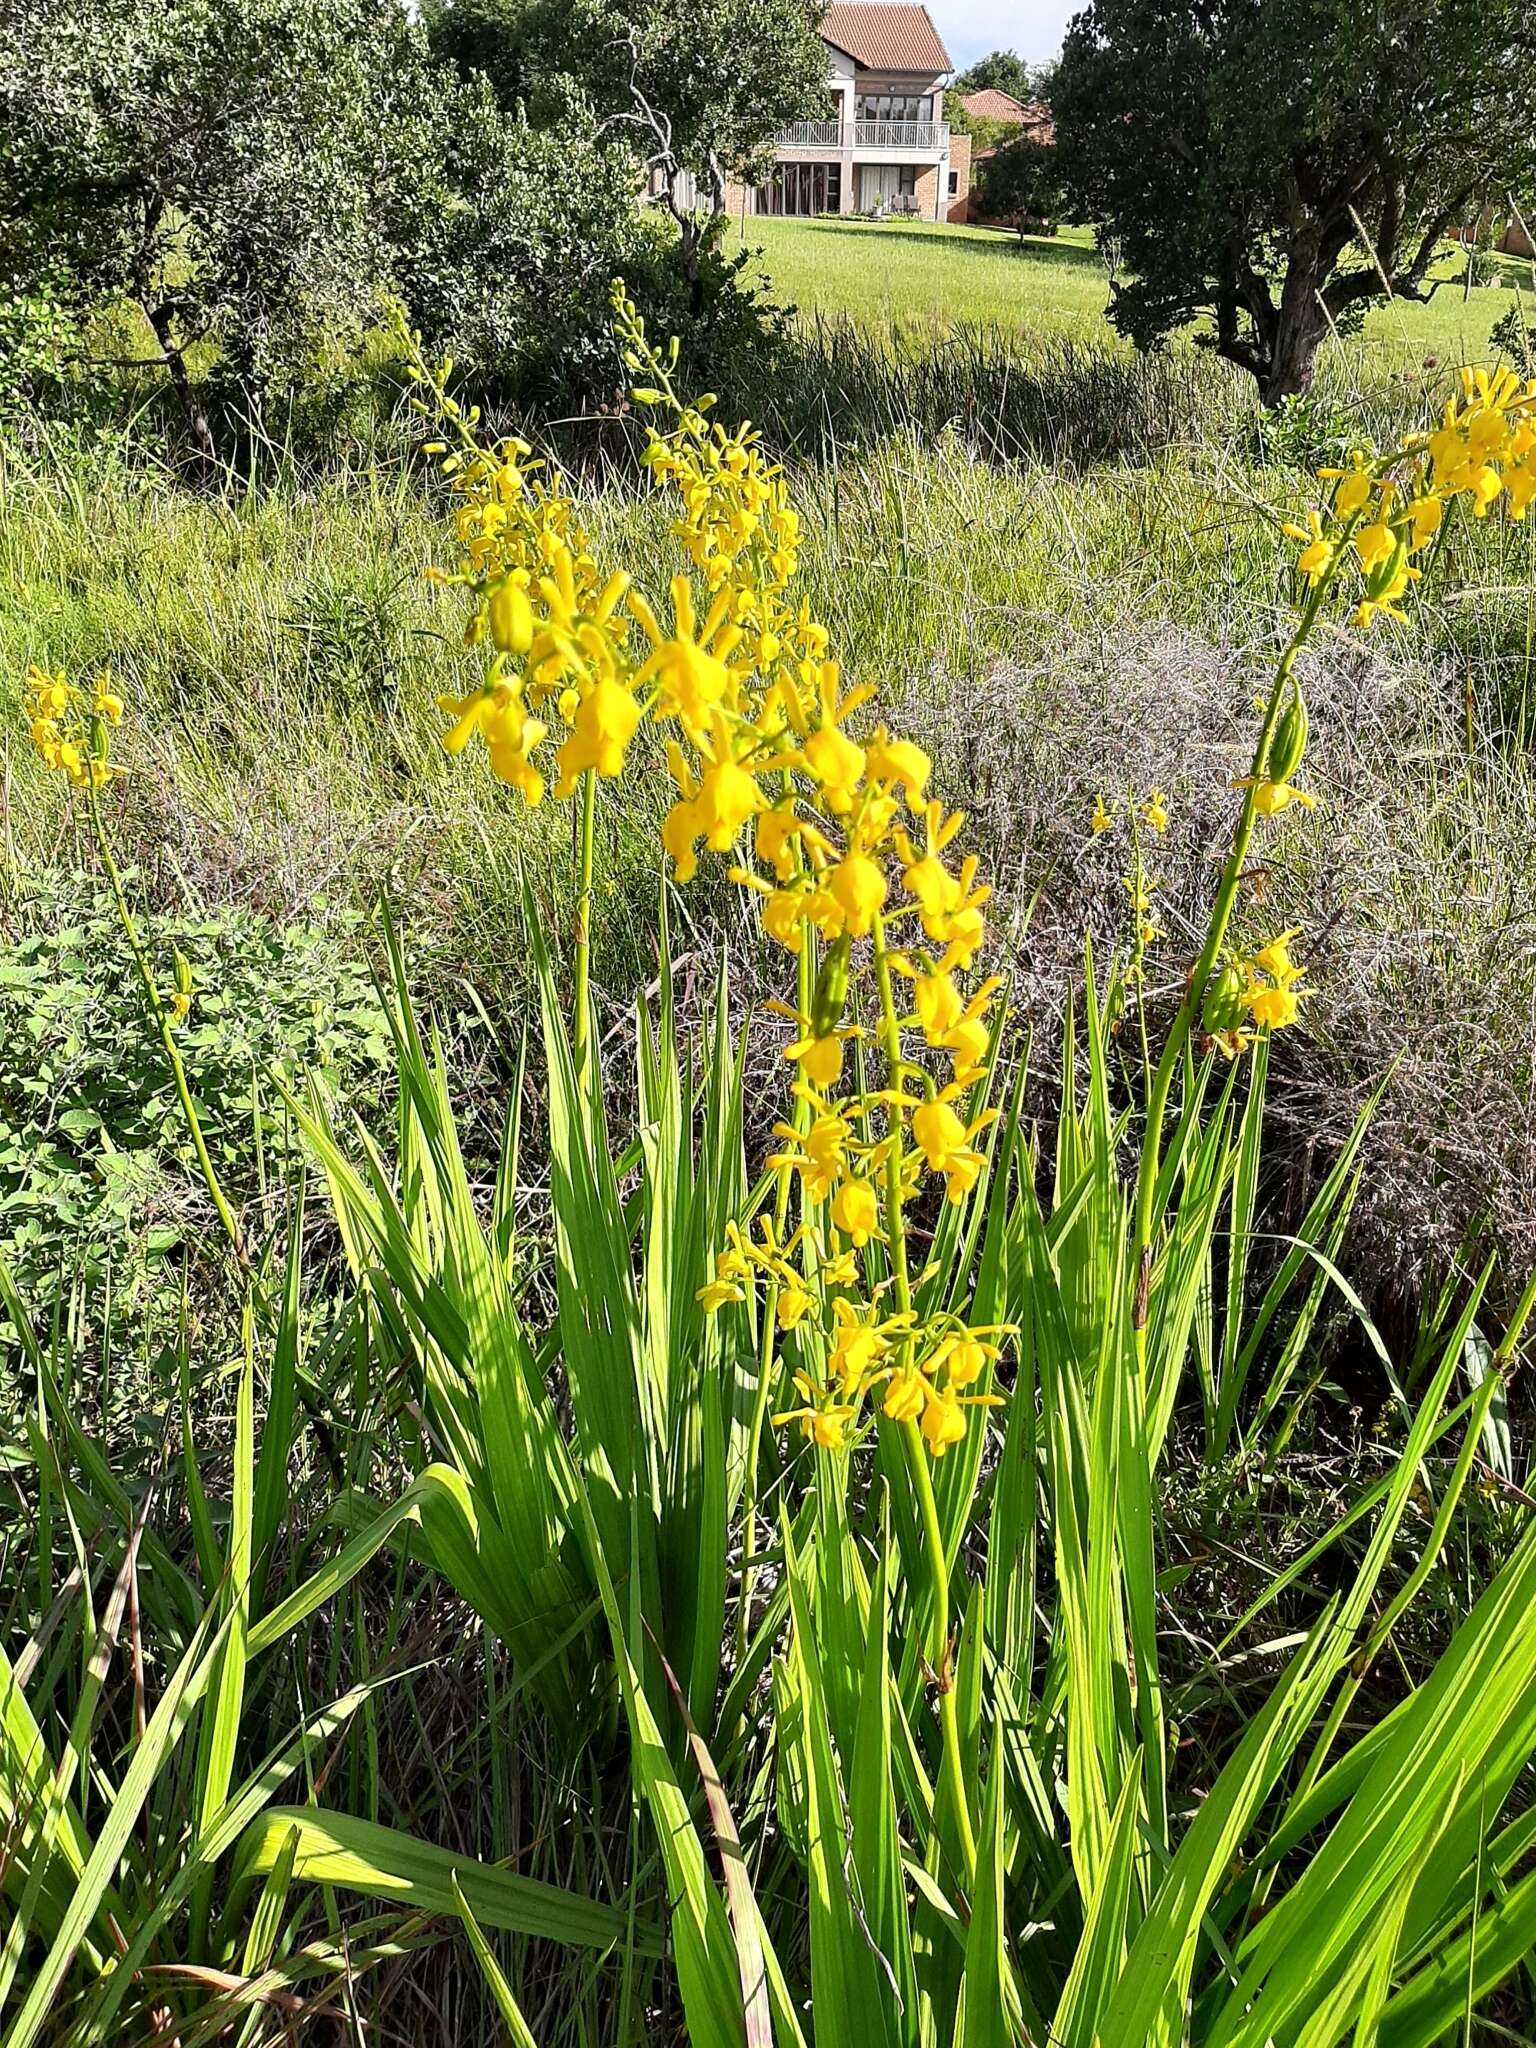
[1199,928,1312,1060]
[409,288,1007,1458]
[1286,366,1536,630]
[24,665,122,788]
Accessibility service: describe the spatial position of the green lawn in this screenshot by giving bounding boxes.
[732,213,1533,376]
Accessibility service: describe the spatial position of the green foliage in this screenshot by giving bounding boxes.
[0,0,655,451]
[0,0,423,450]
[976,134,1066,239]
[953,48,1055,106]
[0,882,387,1336]
[1054,0,1536,402]
[431,0,827,207]
[1491,291,1534,375]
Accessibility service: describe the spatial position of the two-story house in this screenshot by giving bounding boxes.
[731,3,966,225]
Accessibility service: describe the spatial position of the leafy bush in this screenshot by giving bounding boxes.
[0,882,388,1332]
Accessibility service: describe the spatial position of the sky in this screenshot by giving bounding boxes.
[927,1,1076,71]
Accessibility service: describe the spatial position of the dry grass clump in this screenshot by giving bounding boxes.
[897,620,1536,1295]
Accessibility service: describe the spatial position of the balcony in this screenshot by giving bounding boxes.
[776,120,949,153]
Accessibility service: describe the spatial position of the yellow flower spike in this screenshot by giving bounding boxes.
[828,1299,890,1395]
[1353,520,1396,575]
[697,1267,748,1313]
[1400,494,1443,550]
[1091,792,1113,835]
[1469,465,1504,517]
[786,1029,847,1092]
[695,753,764,849]
[911,966,964,1042]
[776,1280,816,1331]
[803,720,866,814]
[1283,508,1334,583]
[1243,979,1309,1031]
[92,676,125,726]
[768,1107,852,1203]
[772,1374,856,1452]
[763,886,809,953]
[929,1327,1004,1390]
[1507,458,1536,522]
[1250,927,1305,985]
[804,1408,854,1451]
[487,576,535,655]
[484,715,548,806]
[1320,452,1375,518]
[929,858,991,972]
[1142,789,1169,833]
[756,802,802,881]
[1233,774,1318,816]
[911,1093,995,1204]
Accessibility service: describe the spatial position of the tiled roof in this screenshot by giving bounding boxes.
[960,88,1031,122]
[819,4,952,75]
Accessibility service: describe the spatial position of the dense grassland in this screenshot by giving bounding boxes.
[5,218,1536,2043]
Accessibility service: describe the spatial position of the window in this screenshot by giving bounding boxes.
[947,170,958,196]
[856,93,932,123]
[761,162,842,217]
[860,164,919,210]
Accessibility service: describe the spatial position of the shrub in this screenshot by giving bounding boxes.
[0,878,388,1339]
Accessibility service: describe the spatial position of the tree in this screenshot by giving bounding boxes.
[954,49,1055,105]
[1054,0,1536,404]
[0,0,644,455]
[0,0,426,458]
[430,0,827,298]
[977,136,1066,242]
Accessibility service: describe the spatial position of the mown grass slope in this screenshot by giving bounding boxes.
[734,212,1533,374]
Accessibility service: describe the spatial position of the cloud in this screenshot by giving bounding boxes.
[929,0,1076,70]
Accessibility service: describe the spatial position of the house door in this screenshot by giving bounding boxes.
[762,162,842,216]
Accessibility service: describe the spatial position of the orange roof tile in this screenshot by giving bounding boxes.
[960,89,1031,122]
[819,4,952,76]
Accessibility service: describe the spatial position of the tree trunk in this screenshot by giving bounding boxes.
[145,304,218,469]
[1261,245,1327,406]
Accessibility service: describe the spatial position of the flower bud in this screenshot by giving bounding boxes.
[810,933,852,1038]
[1201,959,1246,1036]
[1269,683,1308,786]
[487,578,533,655]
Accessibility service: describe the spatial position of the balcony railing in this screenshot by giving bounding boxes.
[776,120,948,152]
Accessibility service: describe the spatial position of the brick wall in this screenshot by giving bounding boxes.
[946,132,972,224]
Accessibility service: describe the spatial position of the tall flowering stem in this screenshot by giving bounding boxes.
[400,287,1009,1474]
[1129,368,1536,1349]
[22,668,246,1265]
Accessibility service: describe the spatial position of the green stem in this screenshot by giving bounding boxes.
[902,1416,978,1887]
[872,911,976,1884]
[574,768,597,1072]
[1128,563,1340,1329]
[871,913,912,1312]
[84,778,246,1265]
[737,801,813,1665]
